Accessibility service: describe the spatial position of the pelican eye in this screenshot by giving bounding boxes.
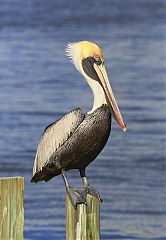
[93,54,102,65]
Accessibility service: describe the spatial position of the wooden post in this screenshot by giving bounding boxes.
[0,177,24,240]
[66,194,100,240]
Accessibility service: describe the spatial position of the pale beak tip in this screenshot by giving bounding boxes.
[123,127,127,132]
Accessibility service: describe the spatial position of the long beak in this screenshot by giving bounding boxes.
[93,63,127,132]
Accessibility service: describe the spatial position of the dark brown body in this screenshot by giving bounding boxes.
[31,104,112,182]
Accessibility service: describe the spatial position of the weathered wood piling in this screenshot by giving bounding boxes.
[0,176,100,240]
[66,194,100,240]
[0,177,24,240]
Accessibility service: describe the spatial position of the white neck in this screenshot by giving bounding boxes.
[86,77,107,114]
[74,53,107,114]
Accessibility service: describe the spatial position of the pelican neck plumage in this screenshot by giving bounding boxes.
[86,77,107,114]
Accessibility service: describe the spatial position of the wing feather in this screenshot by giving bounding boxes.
[33,108,85,175]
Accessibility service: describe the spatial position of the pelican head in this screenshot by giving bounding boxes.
[66,41,126,132]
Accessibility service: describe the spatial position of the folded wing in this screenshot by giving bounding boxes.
[32,108,85,176]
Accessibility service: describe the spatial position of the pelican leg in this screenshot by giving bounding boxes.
[80,168,102,202]
[61,170,86,208]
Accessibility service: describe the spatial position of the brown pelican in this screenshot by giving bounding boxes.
[31,41,126,207]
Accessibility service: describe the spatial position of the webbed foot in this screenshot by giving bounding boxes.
[66,187,87,208]
[84,184,102,202]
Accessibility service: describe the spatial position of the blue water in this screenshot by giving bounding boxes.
[0,0,165,239]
